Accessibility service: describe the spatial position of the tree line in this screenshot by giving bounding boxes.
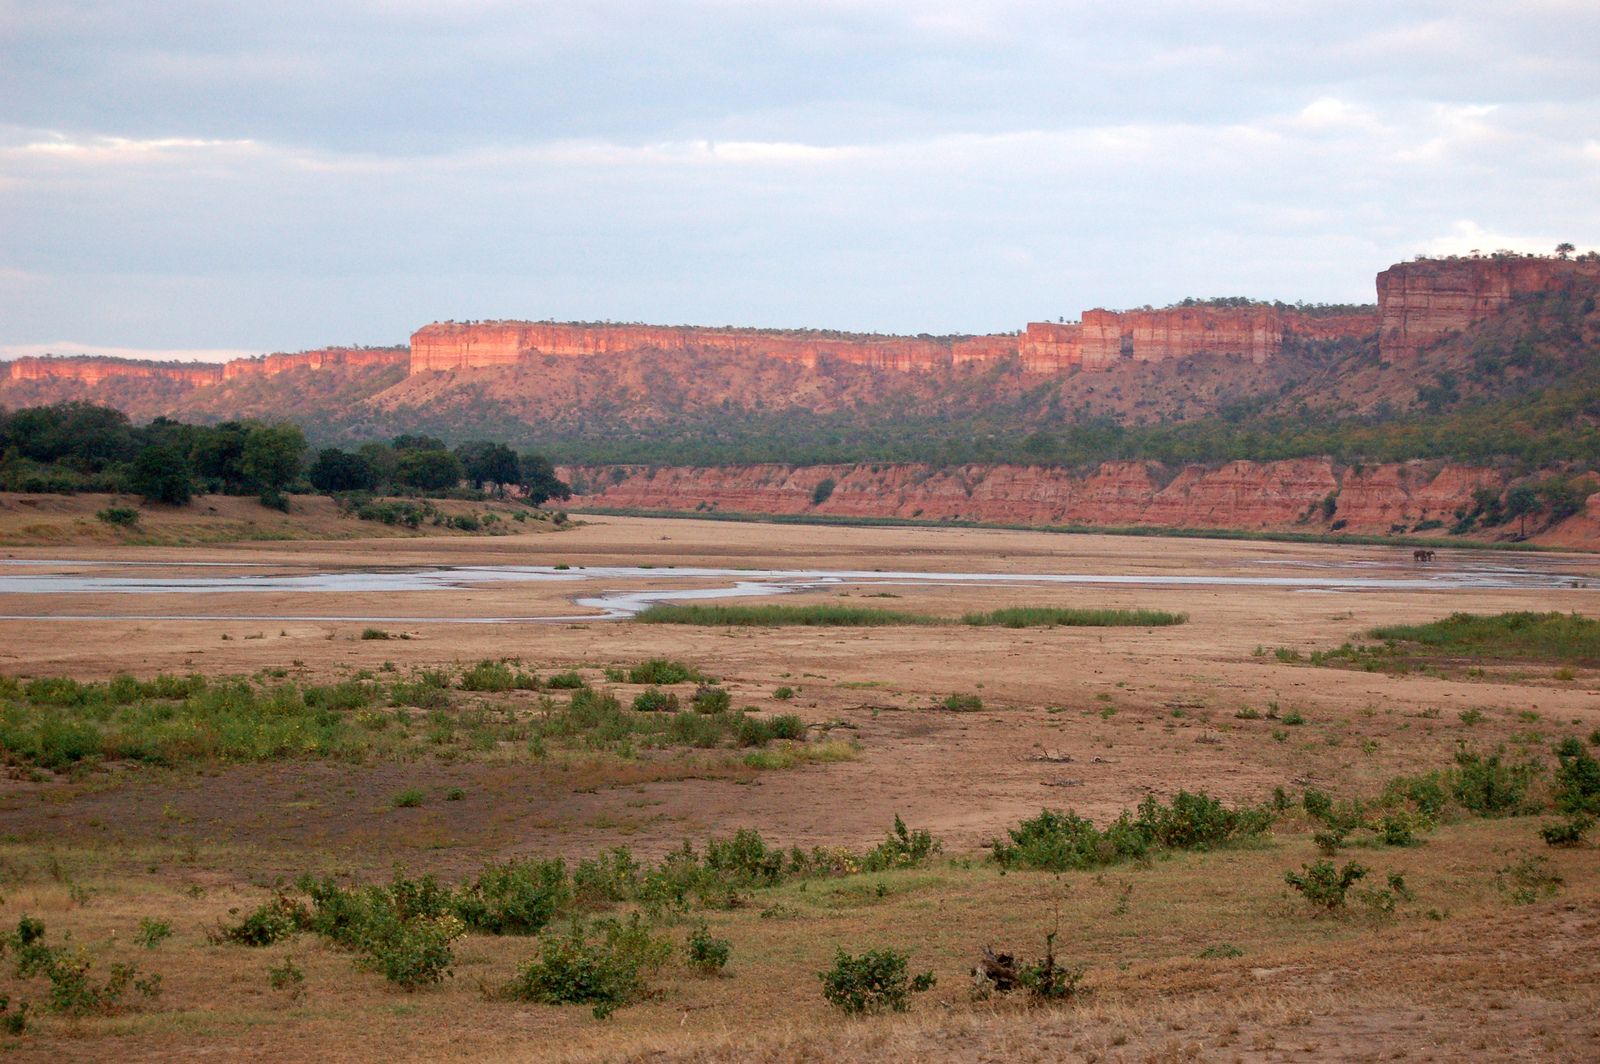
[0,402,570,508]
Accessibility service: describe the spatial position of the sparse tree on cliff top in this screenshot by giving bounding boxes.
[1555,242,1576,259]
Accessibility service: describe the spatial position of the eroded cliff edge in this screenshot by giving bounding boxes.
[563,459,1600,547]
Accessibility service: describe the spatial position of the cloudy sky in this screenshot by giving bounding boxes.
[2,1,1597,360]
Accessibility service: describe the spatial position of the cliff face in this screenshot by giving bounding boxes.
[412,305,1377,378]
[409,322,984,375]
[564,459,1548,538]
[6,357,223,388]
[4,348,407,391]
[1377,257,1600,359]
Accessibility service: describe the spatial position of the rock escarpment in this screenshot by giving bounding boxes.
[410,305,1377,377]
[564,459,1581,541]
[1377,257,1600,359]
[4,348,408,390]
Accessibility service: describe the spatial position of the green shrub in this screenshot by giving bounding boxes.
[940,693,983,712]
[733,714,774,747]
[267,956,306,999]
[1017,932,1085,1001]
[1553,737,1600,816]
[96,506,140,528]
[43,948,161,1016]
[772,686,795,701]
[460,660,538,692]
[626,659,705,685]
[631,688,679,713]
[215,894,307,947]
[135,918,173,949]
[962,607,1186,628]
[1497,855,1562,905]
[573,849,641,909]
[818,947,934,1015]
[356,913,464,989]
[392,788,425,809]
[505,915,670,1019]
[0,995,27,1034]
[454,859,572,935]
[768,713,805,740]
[1284,860,1367,911]
[360,628,392,640]
[692,685,732,713]
[685,922,731,975]
[862,815,941,872]
[1541,815,1594,847]
[991,791,1268,872]
[546,671,586,690]
[1450,748,1541,816]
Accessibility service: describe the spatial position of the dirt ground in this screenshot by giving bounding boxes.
[1,515,1597,1061]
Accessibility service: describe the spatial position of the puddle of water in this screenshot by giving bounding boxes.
[0,557,1590,624]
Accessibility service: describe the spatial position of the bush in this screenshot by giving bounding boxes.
[215,894,307,946]
[454,859,571,936]
[505,915,670,1019]
[546,670,586,690]
[391,788,425,809]
[768,713,805,740]
[992,791,1268,871]
[692,685,731,713]
[360,628,393,640]
[772,686,795,701]
[1017,932,1085,1001]
[43,948,162,1016]
[626,659,705,685]
[1450,748,1541,816]
[356,913,464,989]
[135,917,173,949]
[1553,737,1600,816]
[818,947,934,1015]
[941,693,983,712]
[685,922,731,975]
[1541,814,1594,847]
[1284,860,1368,912]
[631,688,679,713]
[862,815,941,871]
[96,506,140,528]
[460,660,538,692]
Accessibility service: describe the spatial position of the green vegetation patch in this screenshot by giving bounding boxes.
[1306,611,1600,674]
[962,606,1187,628]
[637,603,1185,628]
[636,603,941,627]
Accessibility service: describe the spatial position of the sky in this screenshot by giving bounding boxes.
[1,0,1597,361]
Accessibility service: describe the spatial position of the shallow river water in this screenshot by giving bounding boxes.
[0,555,1591,624]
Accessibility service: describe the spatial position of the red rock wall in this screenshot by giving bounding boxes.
[4,348,407,390]
[563,459,1559,539]
[1377,257,1600,359]
[5,357,224,387]
[408,322,988,375]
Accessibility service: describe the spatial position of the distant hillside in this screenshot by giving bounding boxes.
[3,255,1597,472]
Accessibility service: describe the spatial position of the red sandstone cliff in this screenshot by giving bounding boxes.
[3,348,407,391]
[413,304,1377,380]
[1377,256,1600,359]
[408,322,986,375]
[562,459,1579,541]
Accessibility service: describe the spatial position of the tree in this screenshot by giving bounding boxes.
[358,442,399,488]
[130,444,193,505]
[189,421,250,492]
[518,453,572,506]
[308,448,378,493]
[455,441,520,495]
[240,423,307,494]
[396,449,464,492]
[1556,242,1576,260]
[392,433,447,453]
